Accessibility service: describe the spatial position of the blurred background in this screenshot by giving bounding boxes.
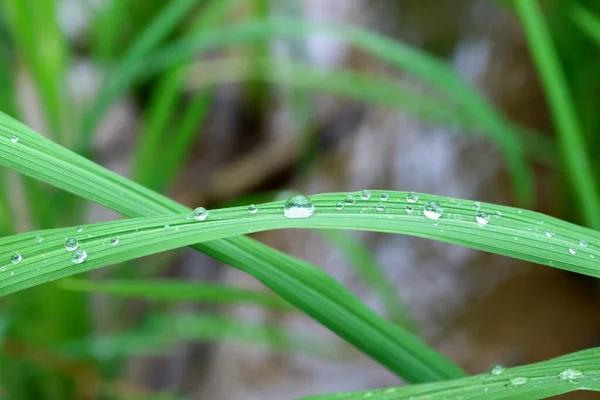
[1,0,600,399]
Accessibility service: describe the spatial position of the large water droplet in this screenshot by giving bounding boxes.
[476,211,490,225]
[376,202,385,211]
[406,192,419,203]
[406,206,414,214]
[248,204,258,214]
[10,253,22,264]
[193,207,208,221]
[10,135,18,143]
[110,238,119,245]
[489,364,505,375]
[35,235,43,243]
[344,194,356,205]
[360,190,371,200]
[65,238,79,251]
[545,232,554,238]
[380,193,389,201]
[71,249,87,264]
[569,247,577,255]
[579,240,587,247]
[559,368,583,381]
[510,377,528,386]
[335,201,344,211]
[284,194,315,219]
[423,201,443,220]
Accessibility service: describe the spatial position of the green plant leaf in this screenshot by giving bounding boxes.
[300,347,600,399]
[0,112,464,383]
[59,279,295,311]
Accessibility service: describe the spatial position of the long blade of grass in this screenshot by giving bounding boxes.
[319,230,417,332]
[2,190,600,295]
[514,0,600,229]
[571,4,600,49]
[59,279,295,311]
[301,347,600,399]
[0,113,464,383]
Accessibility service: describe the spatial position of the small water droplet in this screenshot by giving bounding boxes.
[35,235,43,243]
[360,190,371,200]
[473,201,481,211]
[406,206,414,214]
[489,364,505,375]
[423,201,443,220]
[383,388,396,394]
[65,238,79,251]
[569,247,577,255]
[376,202,385,211]
[77,226,83,233]
[10,135,18,143]
[193,207,208,221]
[514,236,519,241]
[344,194,356,205]
[284,194,315,219]
[406,192,419,203]
[335,201,344,211]
[0,266,6,272]
[10,253,22,264]
[510,377,528,386]
[71,249,87,264]
[527,226,533,231]
[494,211,502,219]
[175,227,180,232]
[579,240,587,247]
[545,232,554,238]
[433,221,439,227]
[539,220,544,225]
[10,271,14,276]
[248,204,258,214]
[380,193,389,201]
[110,238,119,245]
[475,211,490,225]
[518,209,523,214]
[590,254,595,259]
[185,214,191,220]
[559,368,583,381]
[164,224,170,230]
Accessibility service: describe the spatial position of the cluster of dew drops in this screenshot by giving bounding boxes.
[483,364,594,392]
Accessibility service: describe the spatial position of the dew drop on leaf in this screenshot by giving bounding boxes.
[344,194,356,205]
[376,202,385,211]
[473,201,481,211]
[475,211,490,225]
[579,240,587,247]
[65,238,79,251]
[193,207,208,221]
[494,211,502,219]
[545,232,554,238]
[35,235,43,243]
[569,247,577,255]
[380,193,389,201]
[164,225,170,230]
[77,226,83,233]
[335,201,344,211]
[489,364,506,375]
[10,135,18,143]
[248,204,258,214]
[284,194,315,219]
[406,206,414,214]
[510,377,528,386]
[406,191,419,203]
[110,238,119,245]
[424,201,443,220]
[0,266,7,272]
[10,253,22,264]
[71,249,87,264]
[360,190,371,200]
[559,368,583,381]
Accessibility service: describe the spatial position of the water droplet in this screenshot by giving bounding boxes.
[10,271,14,276]
[510,377,528,386]
[110,238,119,245]
[77,226,83,233]
[360,190,371,200]
[590,254,595,259]
[10,253,22,264]
[545,232,554,238]
[494,211,502,219]
[569,247,577,255]
[335,201,344,211]
[383,388,396,394]
[433,221,439,227]
[518,209,523,214]
[284,194,315,219]
[380,193,389,201]
[489,364,505,375]
[527,226,533,231]
[406,192,419,203]
[363,393,372,398]
[35,235,43,243]
[514,236,519,241]
[406,206,414,214]
[579,240,587,247]
[248,204,258,214]
[65,238,79,251]
[476,211,490,225]
[344,194,356,205]
[164,224,170,230]
[193,207,208,221]
[473,201,481,211]
[10,135,18,143]
[539,220,544,225]
[185,214,191,220]
[0,266,6,272]
[559,368,583,381]
[423,201,443,220]
[376,202,385,211]
[71,249,87,264]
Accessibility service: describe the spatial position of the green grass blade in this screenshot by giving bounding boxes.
[319,230,417,332]
[571,4,600,48]
[59,279,295,311]
[515,0,600,229]
[301,347,600,399]
[0,113,464,383]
